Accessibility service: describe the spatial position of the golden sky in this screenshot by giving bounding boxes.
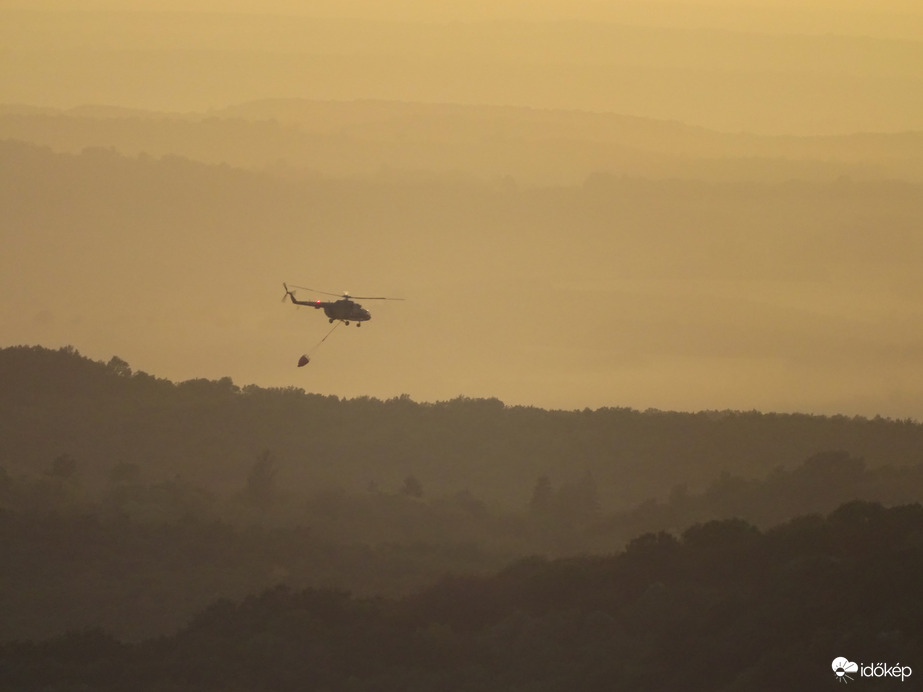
[2,0,923,418]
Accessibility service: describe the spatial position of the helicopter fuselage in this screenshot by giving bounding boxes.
[319,298,371,323]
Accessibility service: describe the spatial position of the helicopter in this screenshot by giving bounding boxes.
[282,283,402,326]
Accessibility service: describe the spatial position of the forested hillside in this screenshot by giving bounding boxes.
[3,345,923,641]
[4,344,923,509]
[3,501,921,691]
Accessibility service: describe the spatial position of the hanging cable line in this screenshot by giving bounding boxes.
[297,321,341,367]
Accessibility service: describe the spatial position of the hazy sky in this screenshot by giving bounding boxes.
[3,0,923,419]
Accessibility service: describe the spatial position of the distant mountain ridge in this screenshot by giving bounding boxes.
[3,99,922,185]
[5,7,922,132]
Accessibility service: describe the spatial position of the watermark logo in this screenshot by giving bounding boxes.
[832,658,912,683]
[832,658,859,683]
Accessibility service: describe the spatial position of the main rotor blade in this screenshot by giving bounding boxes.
[349,296,405,301]
[285,284,405,300]
[286,285,344,298]
[287,285,405,300]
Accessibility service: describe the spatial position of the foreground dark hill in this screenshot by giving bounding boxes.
[3,446,922,642]
[4,344,923,511]
[2,344,923,511]
[3,501,921,692]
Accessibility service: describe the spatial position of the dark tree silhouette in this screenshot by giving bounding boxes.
[245,450,278,511]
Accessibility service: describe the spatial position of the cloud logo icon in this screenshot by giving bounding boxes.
[833,657,859,683]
